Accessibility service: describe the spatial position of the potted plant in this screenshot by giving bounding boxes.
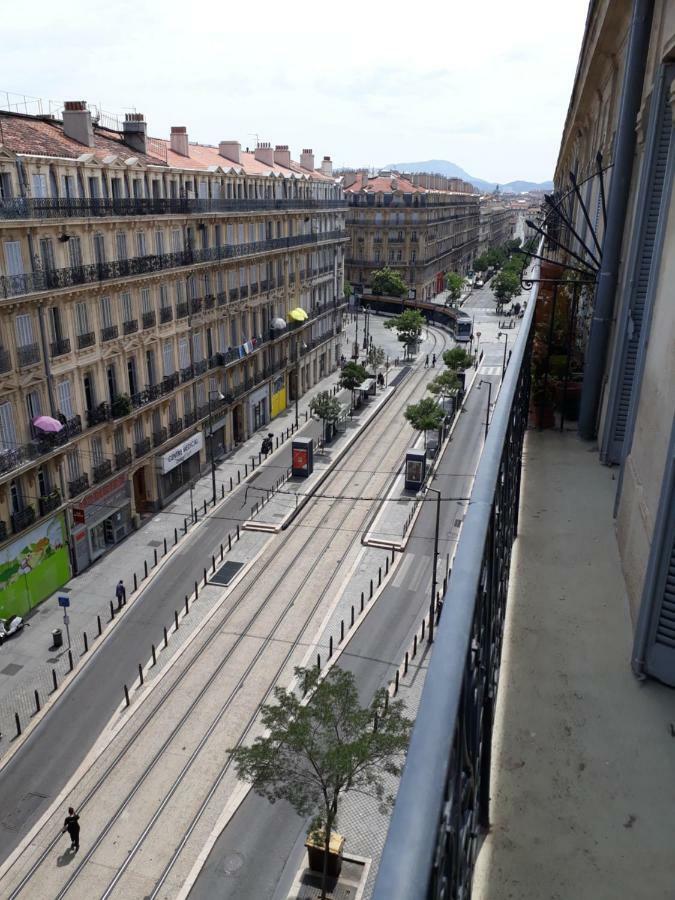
[530,378,556,429]
[112,394,132,418]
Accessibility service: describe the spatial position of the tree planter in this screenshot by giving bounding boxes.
[305,831,345,878]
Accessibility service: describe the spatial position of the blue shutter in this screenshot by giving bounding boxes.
[603,65,675,463]
[645,492,675,686]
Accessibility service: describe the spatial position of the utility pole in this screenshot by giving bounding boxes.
[427,487,441,644]
[478,379,492,441]
[497,331,508,377]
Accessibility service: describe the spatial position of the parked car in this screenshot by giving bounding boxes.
[0,616,25,644]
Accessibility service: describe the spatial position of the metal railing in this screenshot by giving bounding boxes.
[0,196,347,221]
[17,343,41,367]
[68,473,89,498]
[0,348,11,373]
[0,230,347,299]
[142,310,156,329]
[77,331,95,349]
[93,459,112,483]
[373,273,539,900]
[50,337,71,358]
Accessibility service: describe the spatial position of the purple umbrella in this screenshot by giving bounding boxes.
[33,415,64,433]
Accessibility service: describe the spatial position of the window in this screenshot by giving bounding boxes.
[39,237,56,272]
[159,284,170,309]
[68,237,83,268]
[113,427,125,454]
[192,332,203,363]
[3,241,24,276]
[67,450,81,480]
[133,418,144,443]
[121,292,133,323]
[91,436,104,466]
[132,178,143,199]
[136,232,147,257]
[141,288,152,315]
[176,281,186,304]
[15,314,35,347]
[75,302,89,335]
[0,402,17,449]
[171,228,182,252]
[196,381,206,406]
[183,391,192,415]
[100,296,113,329]
[146,350,157,386]
[168,398,177,422]
[57,380,74,419]
[93,233,106,265]
[88,177,100,199]
[155,231,165,256]
[83,374,96,411]
[62,174,77,199]
[198,179,208,199]
[31,173,48,198]
[178,337,189,370]
[107,365,117,403]
[127,357,138,395]
[226,224,234,244]
[163,341,174,375]
[49,306,65,342]
[116,233,128,261]
[0,172,13,199]
[110,177,123,199]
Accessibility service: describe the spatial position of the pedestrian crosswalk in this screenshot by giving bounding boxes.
[479,365,502,376]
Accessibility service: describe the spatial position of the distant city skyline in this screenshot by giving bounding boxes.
[3,0,589,184]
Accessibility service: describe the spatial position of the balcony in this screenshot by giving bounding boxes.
[229,288,238,301]
[11,505,36,534]
[101,325,118,342]
[216,291,227,307]
[115,447,132,470]
[0,230,348,300]
[169,418,183,437]
[77,331,96,350]
[240,285,249,299]
[184,410,197,428]
[0,196,347,221]
[0,348,11,373]
[68,473,89,498]
[176,302,189,320]
[190,297,202,315]
[159,306,173,324]
[134,436,151,457]
[180,365,194,384]
[162,372,179,392]
[123,319,138,335]
[86,403,111,427]
[50,337,71,358]
[194,359,207,376]
[38,490,61,516]
[17,343,41,367]
[203,294,215,310]
[152,427,168,448]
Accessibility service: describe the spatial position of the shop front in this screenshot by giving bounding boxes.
[270,375,287,419]
[157,432,203,506]
[247,385,269,434]
[70,474,133,575]
[207,413,228,462]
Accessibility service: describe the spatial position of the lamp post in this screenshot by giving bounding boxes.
[497,331,508,377]
[478,379,492,442]
[207,389,224,505]
[427,486,441,644]
[362,306,370,350]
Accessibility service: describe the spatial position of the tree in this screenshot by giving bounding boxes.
[442,347,474,371]
[384,309,426,359]
[343,280,352,300]
[366,345,386,373]
[427,370,460,413]
[339,361,369,407]
[310,391,343,442]
[473,253,490,273]
[229,667,412,900]
[444,272,465,307]
[404,397,445,447]
[492,269,522,310]
[371,267,407,297]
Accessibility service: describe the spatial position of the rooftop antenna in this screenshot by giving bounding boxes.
[249,132,260,146]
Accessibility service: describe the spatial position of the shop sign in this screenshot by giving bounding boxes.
[159,432,203,475]
[72,508,85,524]
[77,474,130,526]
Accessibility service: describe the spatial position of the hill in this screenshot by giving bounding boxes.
[385,159,552,193]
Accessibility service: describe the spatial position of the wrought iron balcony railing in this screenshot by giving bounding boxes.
[93,459,113,483]
[142,310,156,329]
[153,427,168,448]
[115,448,132,470]
[159,306,173,324]
[176,302,189,319]
[39,491,62,516]
[123,319,138,335]
[17,343,41,367]
[372,272,538,900]
[169,418,183,437]
[101,325,118,342]
[77,331,96,349]
[50,337,71,358]
[134,436,151,457]
[68,473,89,498]
[86,403,111,427]
[11,505,36,534]
[0,230,348,299]
[0,196,347,221]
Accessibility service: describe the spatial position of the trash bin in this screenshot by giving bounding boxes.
[52,628,63,649]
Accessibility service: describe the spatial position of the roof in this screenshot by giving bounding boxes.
[344,172,424,194]
[156,139,335,180]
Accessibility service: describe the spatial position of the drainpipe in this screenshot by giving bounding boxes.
[578,0,655,440]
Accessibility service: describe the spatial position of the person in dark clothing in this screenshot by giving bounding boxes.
[115,580,126,607]
[425,355,429,368]
[432,354,436,367]
[62,807,80,851]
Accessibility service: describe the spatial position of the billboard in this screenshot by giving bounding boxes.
[0,514,71,618]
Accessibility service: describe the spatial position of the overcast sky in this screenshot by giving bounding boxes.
[3,0,589,184]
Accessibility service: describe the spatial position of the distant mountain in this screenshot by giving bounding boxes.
[384,159,552,194]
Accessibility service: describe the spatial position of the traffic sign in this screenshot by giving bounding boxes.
[58,595,70,608]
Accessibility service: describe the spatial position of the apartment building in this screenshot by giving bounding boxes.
[477,199,517,255]
[342,171,479,300]
[0,100,346,603]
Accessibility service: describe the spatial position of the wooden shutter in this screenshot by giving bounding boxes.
[604,65,675,463]
[645,485,675,686]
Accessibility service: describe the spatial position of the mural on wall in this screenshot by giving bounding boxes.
[270,375,287,419]
[0,514,71,618]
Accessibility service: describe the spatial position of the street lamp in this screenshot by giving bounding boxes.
[427,486,441,644]
[295,337,308,428]
[362,306,370,350]
[207,389,225,505]
[497,331,509,377]
[477,379,492,442]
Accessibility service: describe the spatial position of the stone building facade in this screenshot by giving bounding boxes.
[0,101,346,590]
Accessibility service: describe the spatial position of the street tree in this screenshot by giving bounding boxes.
[371,267,407,297]
[443,347,474,371]
[310,391,343,443]
[427,369,460,413]
[343,280,352,300]
[473,253,490,273]
[444,272,465,307]
[492,268,522,311]
[366,345,386,373]
[229,667,412,900]
[404,397,445,447]
[339,361,369,407]
[384,308,425,359]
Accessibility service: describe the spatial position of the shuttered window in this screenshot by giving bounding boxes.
[15,314,35,347]
[4,241,24,275]
[192,332,202,363]
[57,380,74,419]
[66,450,81,480]
[100,296,113,329]
[75,302,89,335]
[121,292,133,322]
[644,466,675,686]
[178,337,189,370]
[141,288,152,315]
[0,402,17,449]
[31,173,48,198]
[163,341,174,375]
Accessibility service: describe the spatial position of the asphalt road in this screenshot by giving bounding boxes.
[0,415,327,862]
[188,355,499,900]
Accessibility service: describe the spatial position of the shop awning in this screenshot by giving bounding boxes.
[288,307,309,322]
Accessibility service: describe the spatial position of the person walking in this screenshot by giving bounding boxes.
[432,354,437,368]
[62,807,80,851]
[115,579,126,608]
[425,355,429,368]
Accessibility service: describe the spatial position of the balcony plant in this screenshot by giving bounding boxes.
[111,394,132,418]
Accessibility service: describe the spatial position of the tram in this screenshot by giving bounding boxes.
[362,296,473,342]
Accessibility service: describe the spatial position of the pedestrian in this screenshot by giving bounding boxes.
[115,579,126,607]
[432,354,436,368]
[62,807,80,851]
[425,355,429,368]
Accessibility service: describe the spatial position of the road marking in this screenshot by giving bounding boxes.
[479,365,502,376]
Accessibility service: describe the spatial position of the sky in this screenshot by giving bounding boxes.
[3,0,589,184]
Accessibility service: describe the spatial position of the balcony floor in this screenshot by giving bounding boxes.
[473,429,675,900]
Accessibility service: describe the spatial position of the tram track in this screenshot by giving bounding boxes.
[3,328,449,900]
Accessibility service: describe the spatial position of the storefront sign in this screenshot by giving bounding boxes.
[72,508,85,524]
[76,474,130,526]
[159,432,204,475]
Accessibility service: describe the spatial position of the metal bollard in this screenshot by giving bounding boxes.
[258,453,262,465]
[52,669,58,692]
[83,632,88,654]
[404,652,409,675]
[134,572,138,592]
[370,579,373,598]
[34,689,40,714]
[184,518,188,534]
[68,649,73,671]
[144,559,148,579]
[203,499,207,516]
[174,609,179,630]
[212,554,216,573]
[392,546,395,562]
[15,712,21,736]
[360,592,364,612]
[230,476,233,491]
[395,669,399,694]
[97,615,102,637]
[220,543,224,561]
[386,557,389,574]
[175,527,178,545]
[110,600,115,620]
[317,653,321,672]
[154,548,158,567]
[413,634,418,657]
[350,606,354,627]
[329,636,333,658]
[194,509,197,523]
[185,595,189,615]
[340,620,344,643]
[195,580,199,599]
[163,626,168,648]
[276,436,279,449]
[237,470,241,484]
[138,663,144,686]
[124,685,130,707]
[237,524,240,540]
[228,534,232,552]
[204,567,207,585]
[421,618,425,639]
[221,483,225,499]
[378,567,382,586]
[164,537,168,556]
[245,463,248,476]
[152,644,156,666]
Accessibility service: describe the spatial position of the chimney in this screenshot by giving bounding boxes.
[123,113,147,154]
[300,148,315,171]
[170,126,189,157]
[320,155,333,177]
[254,142,274,166]
[62,101,94,147]
[391,177,398,191]
[274,144,291,168]
[219,141,241,164]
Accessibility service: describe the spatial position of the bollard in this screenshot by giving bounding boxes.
[68,649,73,671]
[133,572,138,592]
[276,436,279,449]
[351,605,354,627]
[195,580,199,600]
[138,663,144,686]
[221,483,225,499]
[237,470,241,484]
[237,524,240,540]
[124,685,130,707]
[230,476,233,491]
[360,591,364,613]
[228,534,232,552]
[413,634,418,657]
[404,651,409,675]
[97,615,102,637]
[395,669,399,694]
[203,567,207,586]
[152,644,156,666]
[370,579,373,598]
[175,527,178,545]
[329,635,333,658]
[184,517,188,534]
[34,689,40,714]
[378,567,382,586]
[391,546,395,562]
[110,599,115,620]
[194,509,197,523]
[340,620,345,643]
[421,618,425,639]
[174,609,179,630]
[163,626,168,648]
[144,559,148,579]
[185,595,189,615]
[52,669,58,693]
[154,548,158,567]
[15,712,21,737]
[203,499,207,516]
[164,537,168,556]
[83,632,88,654]
[258,453,262,465]
[305,410,308,421]
[212,554,216,573]
[386,557,389,574]
[317,653,321,672]
[245,463,248,476]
